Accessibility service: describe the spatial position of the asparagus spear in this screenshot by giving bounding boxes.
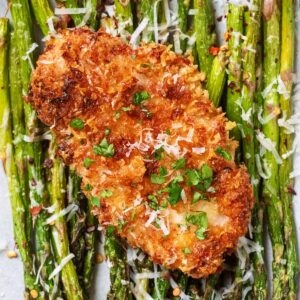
[104,229,131,300]
[172,0,190,54]
[82,198,97,293]
[240,1,267,299]
[8,28,29,239]
[136,0,155,42]
[30,0,54,36]
[1,18,43,299]
[47,140,84,300]
[279,0,299,298]
[225,4,244,156]
[10,1,59,295]
[67,172,86,280]
[262,1,286,298]
[193,0,216,77]
[0,19,10,161]
[63,0,99,30]
[115,0,134,34]
[206,50,227,107]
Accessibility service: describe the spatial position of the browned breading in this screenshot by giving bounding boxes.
[28,28,254,278]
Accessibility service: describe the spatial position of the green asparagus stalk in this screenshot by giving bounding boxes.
[240,1,267,299]
[63,0,99,30]
[193,0,216,77]
[206,50,227,107]
[115,0,134,34]
[262,1,286,298]
[172,0,190,53]
[82,199,97,293]
[279,0,299,298]
[152,272,170,300]
[8,30,29,238]
[1,18,43,299]
[10,1,59,295]
[104,229,131,300]
[225,4,244,154]
[30,0,54,36]
[63,0,84,26]
[136,0,155,42]
[67,172,86,279]
[47,141,84,300]
[0,19,10,161]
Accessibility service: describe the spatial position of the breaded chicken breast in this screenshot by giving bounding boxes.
[28,28,254,278]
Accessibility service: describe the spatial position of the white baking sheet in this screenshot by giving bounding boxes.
[0,1,300,299]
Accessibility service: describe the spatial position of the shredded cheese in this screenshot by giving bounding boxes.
[49,253,75,280]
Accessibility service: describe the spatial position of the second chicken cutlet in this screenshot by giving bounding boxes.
[28,28,254,278]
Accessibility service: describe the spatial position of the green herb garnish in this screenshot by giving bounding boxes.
[91,196,100,207]
[185,164,213,191]
[101,189,113,198]
[154,147,164,160]
[148,194,159,210]
[106,225,115,236]
[133,91,150,105]
[84,184,93,191]
[70,118,84,130]
[215,146,232,161]
[192,192,208,203]
[105,128,111,135]
[93,138,115,157]
[172,157,186,170]
[182,248,191,255]
[166,180,182,205]
[83,157,94,169]
[186,212,208,240]
[150,167,168,184]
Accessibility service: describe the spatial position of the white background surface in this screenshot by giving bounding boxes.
[0,0,300,299]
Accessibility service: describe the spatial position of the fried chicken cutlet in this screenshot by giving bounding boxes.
[28,28,254,278]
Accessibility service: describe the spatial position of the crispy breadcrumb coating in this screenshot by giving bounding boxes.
[28,28,254,278]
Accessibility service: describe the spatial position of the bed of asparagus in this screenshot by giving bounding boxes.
[0,0,298,299]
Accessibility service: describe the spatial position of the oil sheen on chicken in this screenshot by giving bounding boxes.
[28,28,254,278]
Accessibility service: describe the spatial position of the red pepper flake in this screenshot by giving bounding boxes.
[30,205,42,216]
[209,46,220,56]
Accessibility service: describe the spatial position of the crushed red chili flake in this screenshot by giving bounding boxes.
[30,205,42,216]
[209,46,220,56]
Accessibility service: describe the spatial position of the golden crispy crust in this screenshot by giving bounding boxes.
[28,28,254,278]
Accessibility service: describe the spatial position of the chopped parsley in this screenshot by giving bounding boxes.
[173,175,184,182]
[166,180,182,206]
[185,164,213,192]
[70,118,84,130]
[105,128,111,135]
[93,138,115,157]
[133,91,150,105]
[101,189,113,198]
[84,184,93,191]
[160,199,168,208]
[215,146,232,161]
[182,247,191,255]
[151,167,168,185]
[131,54,136,60]
[118,219,127,230]
[114,111,120,120]
[83,157,94,169]
[192,192,208,203]
[172,157,186,170]
[185,212,208,240]
[91,196,100,208]
[154,147,164,160]
[165,129,171,135]
[106,225,115,236]
[122,106,131,111]
[148,194,159,210]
